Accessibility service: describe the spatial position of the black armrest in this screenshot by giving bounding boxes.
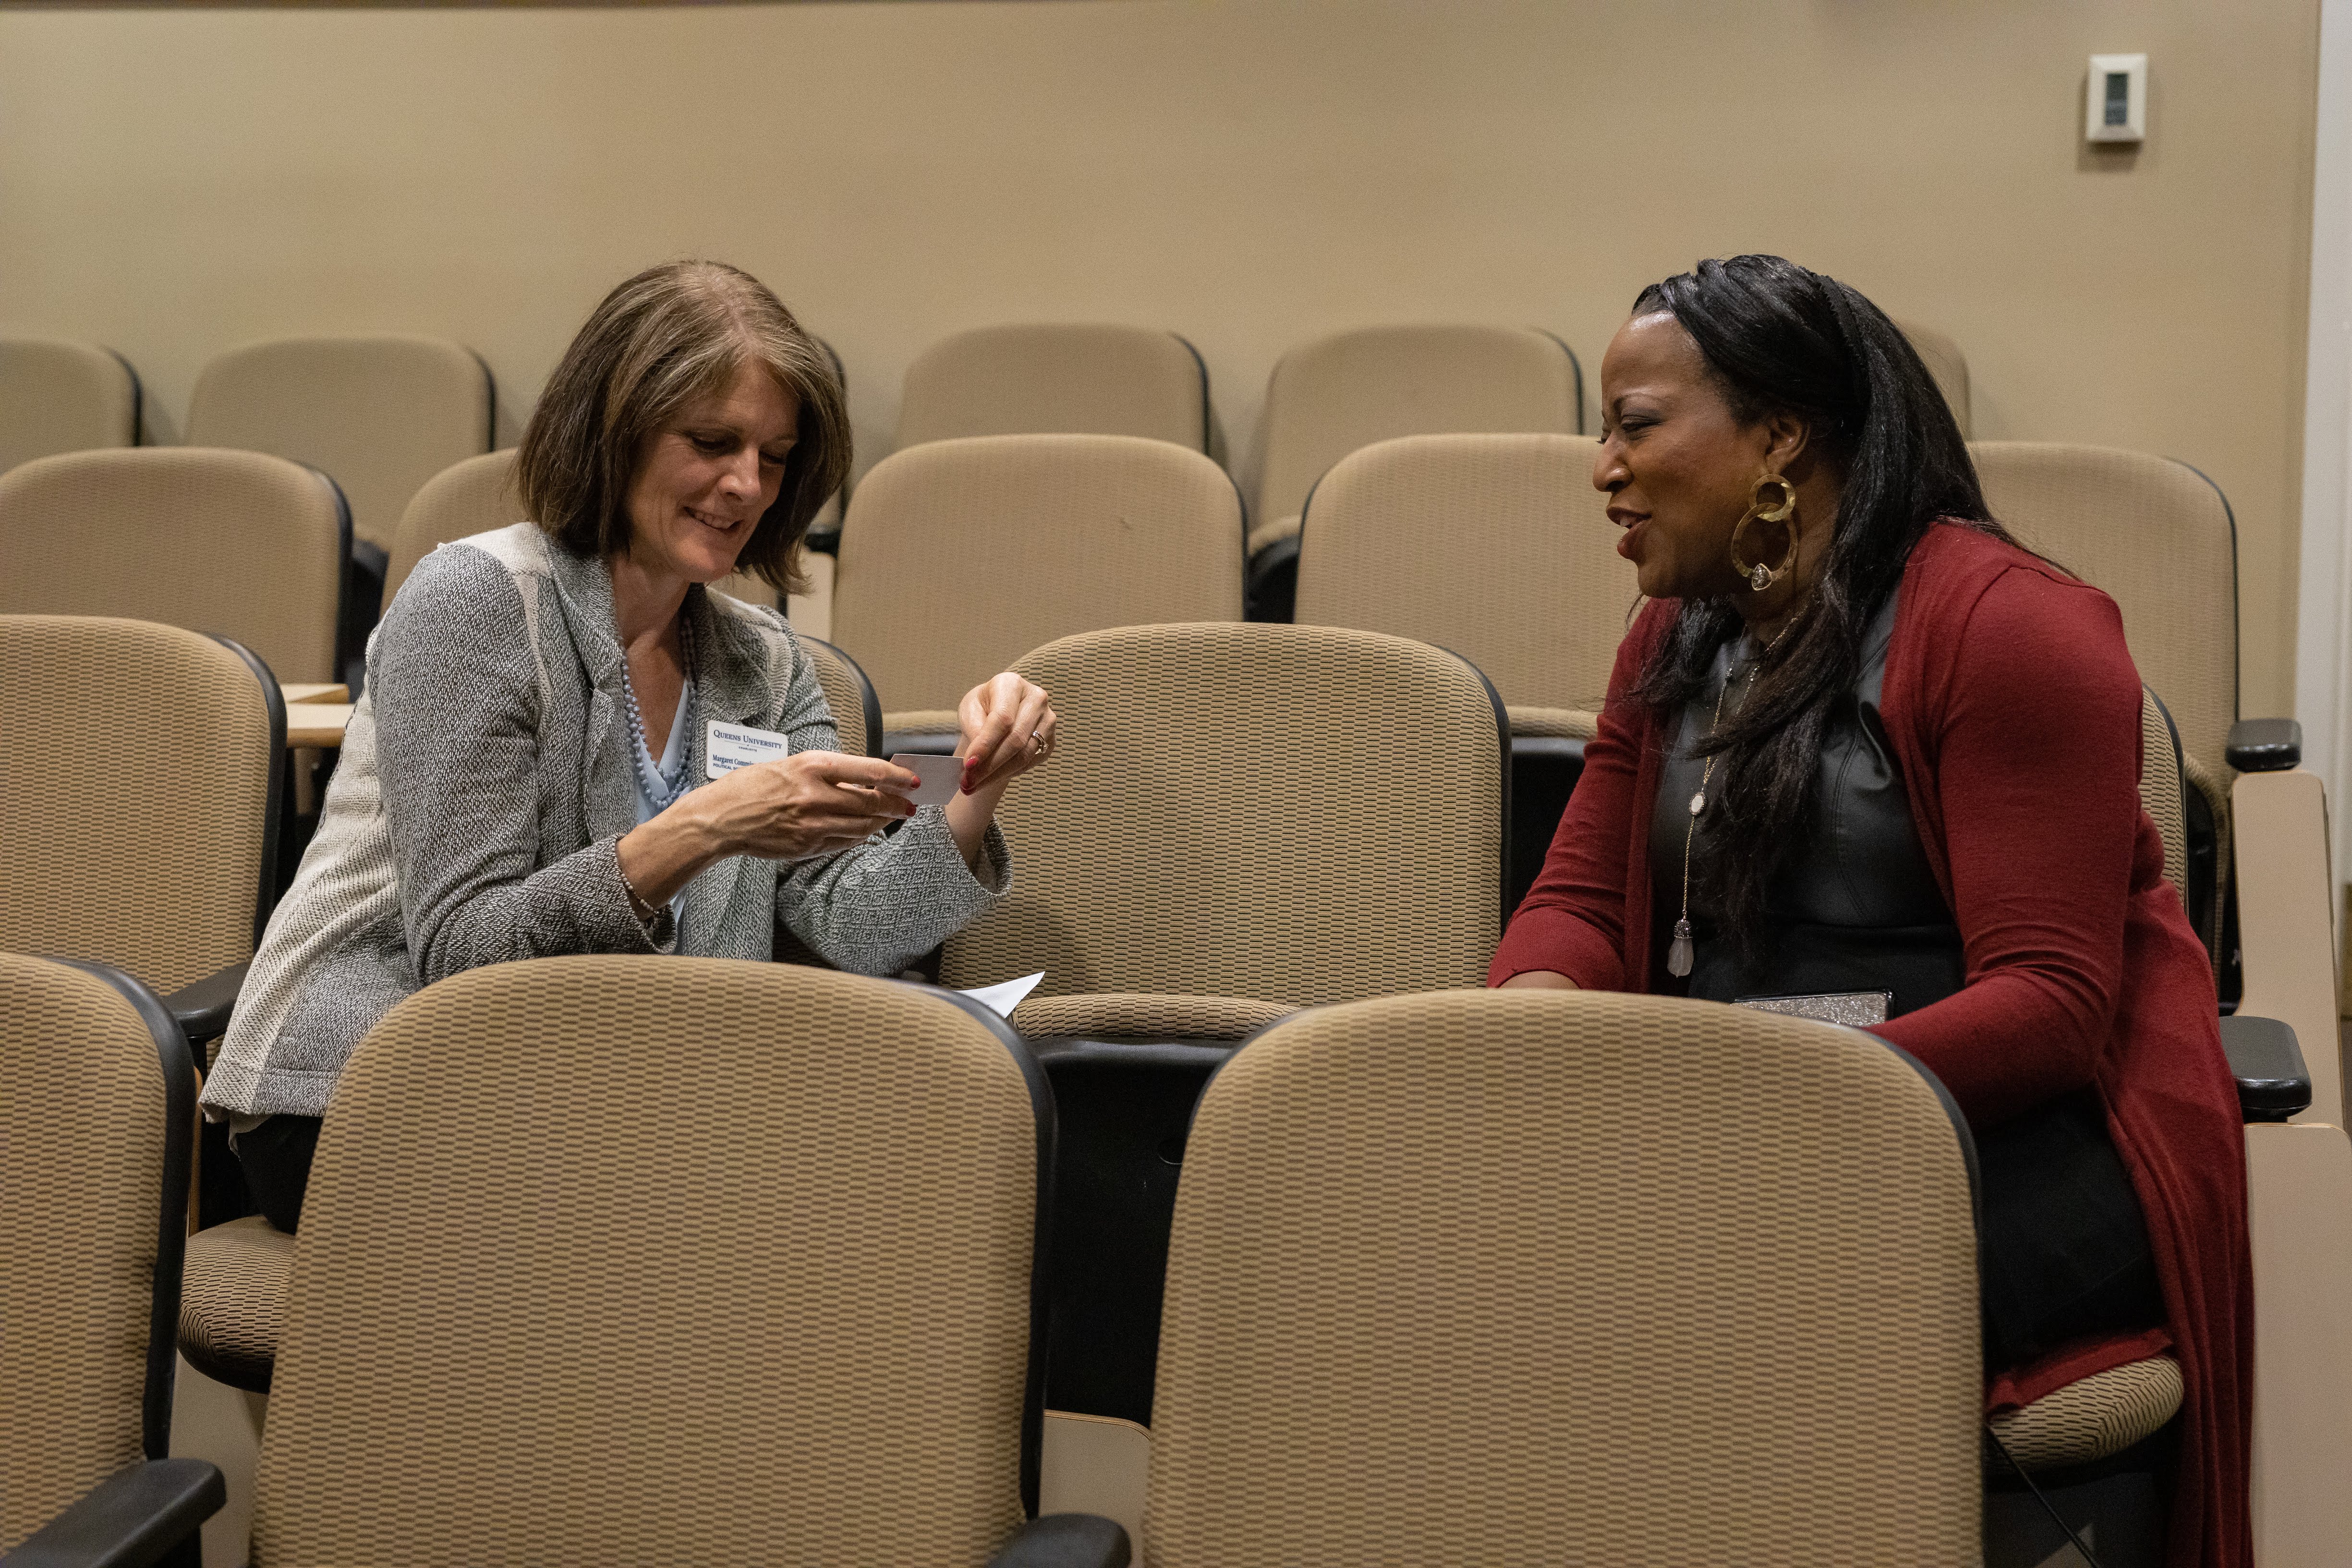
[803,523,842,557]
[7,1458,224,1568]
[2226,717,2301,773]
[1244,533,1300,623]
[340,540,389,700]
[2218,1013,2312,1122]
[161,961,248,1049]
[985,1513,1131,1568]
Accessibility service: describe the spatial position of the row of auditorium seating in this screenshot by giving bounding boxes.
[6,603,2349,1564]
[0,316,1970,596]
[0,426,2254,948]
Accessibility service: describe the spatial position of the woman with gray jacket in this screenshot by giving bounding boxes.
[201,261,1057,1229]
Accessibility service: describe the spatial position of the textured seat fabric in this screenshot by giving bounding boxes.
[0,615,278,993]
[187,334,493,552]
[1291,433,1635,719]
[2139,687,2193,910]
[1990,1355,2184,1472]
[253,955,1049,1565]
[939,621,1506,1002]
[1010,993,1296,1042]
[0,954,192,1551]
[0,336,139,474]
[0,447,349,684]
[897,324,1210,451]
[1144,989,1984,1566]
[832,435,1244,727]
[178,1215,295,1394]
[1250,324,1581,557]
[1893,318,1972,437]
[1976,444,2238,950]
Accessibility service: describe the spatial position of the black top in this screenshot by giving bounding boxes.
[1649,597,1965,1015]
[1646,598,2161,1371]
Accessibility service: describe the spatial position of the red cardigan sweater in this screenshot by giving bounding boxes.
[1491,523,2251,1568]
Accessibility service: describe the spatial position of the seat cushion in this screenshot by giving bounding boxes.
[178,1214,294,1392]
[1988,1354,2183,1471]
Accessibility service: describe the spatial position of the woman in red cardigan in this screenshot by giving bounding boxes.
[1493,256,2250,1568]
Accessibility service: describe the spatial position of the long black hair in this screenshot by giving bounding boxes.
[1628,255,2014,954]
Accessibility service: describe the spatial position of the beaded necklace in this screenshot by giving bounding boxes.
[621,610,696,813]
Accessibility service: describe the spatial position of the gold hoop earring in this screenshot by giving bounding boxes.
[1728,474,1798,592]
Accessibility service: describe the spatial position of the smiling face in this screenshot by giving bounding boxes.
[1594,311,1787,602]
[622,358,800,588]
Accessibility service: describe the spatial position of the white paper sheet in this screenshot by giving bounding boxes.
[958,971,1045,1018]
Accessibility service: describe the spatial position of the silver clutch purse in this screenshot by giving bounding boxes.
[1733,989,1893,1027]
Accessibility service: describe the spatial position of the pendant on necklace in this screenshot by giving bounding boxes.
[1667,916,1695,978]
[1688,790,1706,817]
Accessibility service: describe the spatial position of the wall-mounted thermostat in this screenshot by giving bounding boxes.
[2086,53,2148,144]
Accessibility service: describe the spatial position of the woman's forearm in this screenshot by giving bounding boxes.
[944,778,1009,869]
[617,802,724,911]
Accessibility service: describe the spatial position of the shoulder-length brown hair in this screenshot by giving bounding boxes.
[516,259,849,594]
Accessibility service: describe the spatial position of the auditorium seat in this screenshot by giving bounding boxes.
[0,336,141,474]
[830,435,1244,751]
[1137,988,1982,1564]
[1247,324,1583,617]
[386,447,838,635]
[801,634,881,758]
[0,447,353,688]
[0,952,225,1561]
[895,324,1214,455]
[1894,317,1972,437]
[1975,444,2241,972]
[0,615,282,1050]
[186,334,493,559]
[150,956,1125,1568]
[187,335,493,680]
[2120,685,2352,1562]
[939,620,1506,1425]
[1290,431,1635,908]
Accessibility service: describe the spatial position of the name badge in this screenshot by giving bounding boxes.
[707,719,791,779]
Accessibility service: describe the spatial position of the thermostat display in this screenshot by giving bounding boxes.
[2087,53,2148,144]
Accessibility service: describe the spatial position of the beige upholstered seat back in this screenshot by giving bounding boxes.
[0,954,188,1551]
[1892,318,1971,437]
[384,449,519,604]
[2140,687,2193,915]
[940,622,1505,1002]
[1293,433,1635,721]
[897,324,1209,451]
[1973,443,2236,782]
[187,334,493,552]
[1253,325,1581,553]
[0,337,139,474]
[832,435,1244,721]
[0,447,347,683]
[1145,989,1983,1565]
[0,615,277,991]
[800,634,880,757]
[256,956,1044,1565]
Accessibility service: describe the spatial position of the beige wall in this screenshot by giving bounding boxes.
[0,0,2319,710]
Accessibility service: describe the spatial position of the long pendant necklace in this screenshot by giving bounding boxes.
[1667,620,1794,979]
[622,611,696,813]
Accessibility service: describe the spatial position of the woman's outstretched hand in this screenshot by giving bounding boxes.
[957,672,1059,795]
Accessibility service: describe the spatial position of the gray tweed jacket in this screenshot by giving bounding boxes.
[201,523,1009,1120]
